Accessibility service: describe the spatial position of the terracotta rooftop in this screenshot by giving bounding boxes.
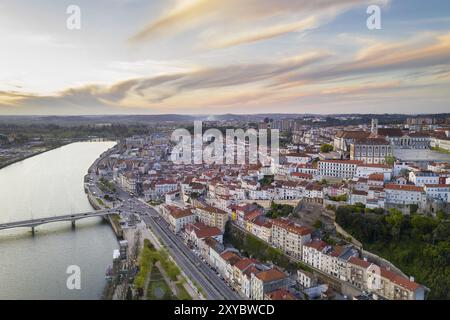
[272,218,312,236]
[234,258,258,271]
[424,184,450,188]
[368,173,385,181]
[304,240,329,251]
[220,251,241,266]
[186,222,222,239]
[336,130,371,139]
[377,128,403,137]
[266,289,296,300]
[348,256,372,269]
[385,184,424,192]
[255,268,287,282]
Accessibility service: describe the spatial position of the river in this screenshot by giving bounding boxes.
[0,141,119,300]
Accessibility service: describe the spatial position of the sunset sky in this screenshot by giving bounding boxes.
[1,0,450,115]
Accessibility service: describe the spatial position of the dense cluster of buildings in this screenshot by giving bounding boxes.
[99,117,450,300]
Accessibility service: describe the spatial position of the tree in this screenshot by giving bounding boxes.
[386,209,404,240]
[320,144,334,153]
[385,155,396,166]
[259,175,274,186]
[436,210,448,221]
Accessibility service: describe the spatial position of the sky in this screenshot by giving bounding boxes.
[0,0,449,115]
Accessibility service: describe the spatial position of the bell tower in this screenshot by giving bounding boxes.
[371,118,379,136]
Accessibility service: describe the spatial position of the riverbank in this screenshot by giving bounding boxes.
[0,141,119,299]
[0,142,70,170]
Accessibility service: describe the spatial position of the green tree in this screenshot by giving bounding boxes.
[320,144,334,153]
[385,155,396,166]
[386,208,404,240]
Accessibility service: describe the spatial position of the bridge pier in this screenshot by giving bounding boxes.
[71,220,76,229]
[31,226,35,236]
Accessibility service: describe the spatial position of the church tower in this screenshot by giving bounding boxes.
[371,118,379,136]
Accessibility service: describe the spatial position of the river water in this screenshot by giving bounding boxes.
[0,142,118,300]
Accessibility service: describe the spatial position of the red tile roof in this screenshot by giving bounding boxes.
[385,184,424,192]
[304,240,328,251]
[272,218,312,236]
[266,289,296,300]
[348,257,371,269]
[220,251,241,266]
[368,173,385,181]
[380,267,420,291]
[186,222,222,239]
[234,258,258,271]
[255,268,287,282]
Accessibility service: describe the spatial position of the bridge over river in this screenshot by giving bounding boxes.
[0,208,120,234]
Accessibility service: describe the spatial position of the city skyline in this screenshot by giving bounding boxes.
[1,0,450,115]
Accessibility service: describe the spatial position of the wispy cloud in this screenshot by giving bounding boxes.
[2,0,450,115]
[130,0,387,49]
[207,16,320,49]
[3,30,450,115]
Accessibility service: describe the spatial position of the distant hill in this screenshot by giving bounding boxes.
[0,113,448,126]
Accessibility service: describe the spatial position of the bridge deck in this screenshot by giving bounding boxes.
[0,210,117,231]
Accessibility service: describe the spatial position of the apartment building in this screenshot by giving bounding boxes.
[322,246,358,281]
[271,218,312,259]
[247,217,272,243]
[302,240,330,270]
[218,251,241,281]
[385,184,425,206]
[185,222,223,247]
[409,171,440,186]
[347,257,425,300]
[195,204,229,231]
[285,152,311,165]
[297,269,318,289]
[154,179,178,198]
[231,258,259,292]
[318,160,362,179]
[160,204,195,233]
[250,268,289,300]
[368,266,426,300]
[275,181,303,200]
[424,184,450,203]
[119,171,137,193]
[347,257,371,290]
[356,163,392,181]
